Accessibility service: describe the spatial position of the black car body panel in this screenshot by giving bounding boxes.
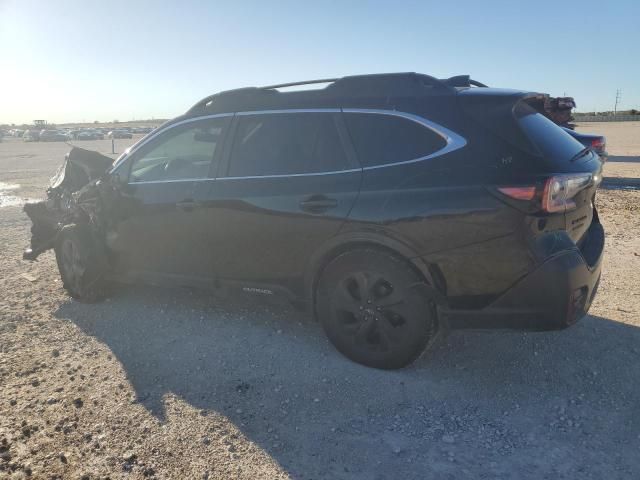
[24,73,605,331]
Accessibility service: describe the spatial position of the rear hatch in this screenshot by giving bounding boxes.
[458,88,602,245]
[514,101,602,244]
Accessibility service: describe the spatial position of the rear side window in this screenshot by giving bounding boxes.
[228,113,349,177]
[515,102,584,161]
[344,113,447,167]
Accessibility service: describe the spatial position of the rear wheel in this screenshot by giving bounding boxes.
[54,224,109,302]
[316,249,437,369]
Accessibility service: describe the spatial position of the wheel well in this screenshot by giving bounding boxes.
[308,241,437,319]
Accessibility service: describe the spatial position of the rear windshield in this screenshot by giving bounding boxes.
[515,102,584,161]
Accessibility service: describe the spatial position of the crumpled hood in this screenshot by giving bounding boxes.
[49,147,113,193]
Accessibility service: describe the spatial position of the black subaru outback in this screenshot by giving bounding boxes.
[24,73,604,369]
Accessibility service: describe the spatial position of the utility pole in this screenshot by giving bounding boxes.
[614,89,621,115]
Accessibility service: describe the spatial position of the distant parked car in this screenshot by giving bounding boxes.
[14,130,25,137]
[562,127,607,162]
[131,127,154,134]
[108,129,133,139]
[23,129,41,142]
[77,129,104,140]
[39,130,70,142]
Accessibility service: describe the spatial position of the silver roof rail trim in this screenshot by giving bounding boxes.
[236,108,340,115]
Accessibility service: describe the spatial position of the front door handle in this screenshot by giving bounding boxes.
[176,199,199,211]
[300,195,338,213]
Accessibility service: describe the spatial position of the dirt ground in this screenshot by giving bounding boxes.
[1,123,639,479]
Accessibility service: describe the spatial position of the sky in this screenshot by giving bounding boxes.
[1,0,638,124]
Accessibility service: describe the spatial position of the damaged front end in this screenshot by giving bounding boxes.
[23,147,116,261]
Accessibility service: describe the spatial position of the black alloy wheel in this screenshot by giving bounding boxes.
[316,249,437,369]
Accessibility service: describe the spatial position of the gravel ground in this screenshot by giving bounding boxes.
[1,127,639,479]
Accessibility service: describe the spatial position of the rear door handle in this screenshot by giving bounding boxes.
[300,195,338,213]
[176,199,199,211]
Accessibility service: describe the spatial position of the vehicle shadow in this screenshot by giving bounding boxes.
[601,176,640,190]
[607,155,640,163]
[56,286,640,479]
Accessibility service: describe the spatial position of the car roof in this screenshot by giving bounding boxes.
[185,72,471,117]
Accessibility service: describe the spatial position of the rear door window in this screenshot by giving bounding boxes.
[344,113,447,167]
[227,112,350,177]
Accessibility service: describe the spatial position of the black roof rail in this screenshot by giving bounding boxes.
[187,72,457,114]
[261,78,339,90]
[469,79,488,88]
[186,87,262,114]
[328,72,450,92]
[441,75,488,88]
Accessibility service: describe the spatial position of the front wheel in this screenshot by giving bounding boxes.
[54,224,109,302]
[315,249,438,369]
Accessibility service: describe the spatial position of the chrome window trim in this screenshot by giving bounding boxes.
[109,113,234,174]
[235,108,341,115]
[128,178,217,185]
[219,168,362,181]
[341,108,467,171]
[126,167,362,184]
[115,108,467,183]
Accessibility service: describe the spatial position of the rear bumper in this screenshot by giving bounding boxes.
[444,220,604,331]
[597,149,608,162]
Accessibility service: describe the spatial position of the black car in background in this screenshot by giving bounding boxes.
[563,127,608,161]
[108,129,133,139]
[39,130,69,142]
[24,73,604,369]
[77,129,105,140]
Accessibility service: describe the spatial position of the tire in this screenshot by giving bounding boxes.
[54,224,109,302]
[316,248,437,369]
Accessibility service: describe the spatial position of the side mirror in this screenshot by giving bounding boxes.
[110,171,128,188]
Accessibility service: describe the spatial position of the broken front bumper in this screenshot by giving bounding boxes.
[23,147,114,261]
[23,201,64,260]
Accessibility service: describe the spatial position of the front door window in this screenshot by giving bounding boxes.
[129,117,230,182]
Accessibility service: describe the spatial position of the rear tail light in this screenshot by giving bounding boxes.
[542,173,592,213]
[496,186,536,201]
[591,138,605,149]
[497,172,594,213]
